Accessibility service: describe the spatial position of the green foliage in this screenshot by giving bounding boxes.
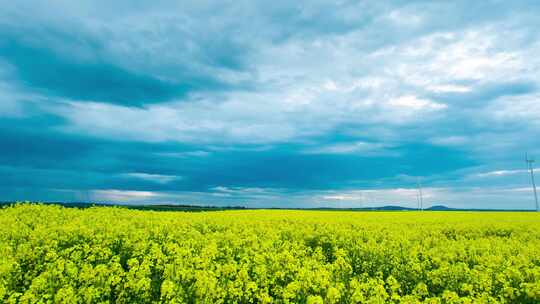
[0,204,539,303]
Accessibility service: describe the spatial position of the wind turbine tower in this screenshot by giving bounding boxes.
[417,177,424,211]
[526,153,539,212]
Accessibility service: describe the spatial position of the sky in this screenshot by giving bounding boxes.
[1,1,539,209]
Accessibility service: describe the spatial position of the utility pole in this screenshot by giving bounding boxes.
[526,153,539,212]
[417,177,424,211]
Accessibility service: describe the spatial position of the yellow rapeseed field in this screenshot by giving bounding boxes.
[1,204,539,303]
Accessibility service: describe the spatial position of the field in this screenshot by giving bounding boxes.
[1,204,539,303]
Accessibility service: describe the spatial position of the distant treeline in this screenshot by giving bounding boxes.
[0,202,246,212]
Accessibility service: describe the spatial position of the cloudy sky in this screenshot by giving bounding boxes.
[1,1,539,209]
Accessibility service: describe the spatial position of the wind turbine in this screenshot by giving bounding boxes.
[416,190,421,211]
[416,177,424,211]
[526,153,539,212]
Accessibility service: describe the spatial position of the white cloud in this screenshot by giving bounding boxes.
[476,170,524,178]
[322,195,351,201]
[303,141,397,156]
[121,172,181,184]
[322,80,338,91]
[385,9,423,27]
[91,189,157,202]
[474,169,537,178]
[489,93,540,127]
[427,84,472,93]
[387,95,447,111]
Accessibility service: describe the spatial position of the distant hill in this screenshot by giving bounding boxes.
[427,205,453,211]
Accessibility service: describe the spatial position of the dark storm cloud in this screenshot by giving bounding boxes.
[0,31,231,107]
